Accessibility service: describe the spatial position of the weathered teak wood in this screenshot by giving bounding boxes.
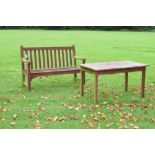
[80,61,148,103]
[20,45,86,91]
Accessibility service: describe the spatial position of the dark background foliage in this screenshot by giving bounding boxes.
[0,26,155,31]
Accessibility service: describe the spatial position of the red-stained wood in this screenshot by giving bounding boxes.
[20,45,85,91]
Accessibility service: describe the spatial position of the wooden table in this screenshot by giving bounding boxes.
[80,61,148,103]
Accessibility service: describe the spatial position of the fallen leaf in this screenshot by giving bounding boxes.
[87,120,96,128]
[133,116,138,122]
[70,114,80,120]
[38,106,46,111]
[133,125,139,129]
[12,114,18,120]
[33,120,41,129]
[59,116,67,121]
[31,112,39,118]
[41,96,48,99]
[106,123,113,127]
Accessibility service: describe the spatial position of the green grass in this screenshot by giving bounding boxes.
[0,29,155,129]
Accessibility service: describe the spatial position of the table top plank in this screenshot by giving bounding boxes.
[80,61,148,72]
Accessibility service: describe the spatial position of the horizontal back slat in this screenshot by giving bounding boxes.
[20,46,76,69]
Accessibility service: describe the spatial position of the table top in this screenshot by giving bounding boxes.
[80,61,148,72]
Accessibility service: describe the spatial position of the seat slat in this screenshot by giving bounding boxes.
[31,67,80,74]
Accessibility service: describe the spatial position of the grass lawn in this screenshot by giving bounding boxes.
[0,29,155,129]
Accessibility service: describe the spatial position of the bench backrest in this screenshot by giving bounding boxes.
[20,45,76,69]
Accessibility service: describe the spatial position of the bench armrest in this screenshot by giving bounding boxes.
[74,56,86,64]
[21,58,31,64]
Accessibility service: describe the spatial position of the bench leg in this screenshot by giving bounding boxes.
[22,74,25,87]
[125,72,128,92]
[28,74,31,91]
[74,73,77,81]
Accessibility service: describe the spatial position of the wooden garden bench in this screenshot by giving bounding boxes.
[20,45,86,91]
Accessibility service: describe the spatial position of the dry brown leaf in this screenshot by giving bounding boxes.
[33,121,41,129]
[150,118,155,122]
[119,118,126,123]
[38,106,46,111]
[133,116,138,122]
[41,96,48,99]
[12,114,18,120]
[70,114,80,120]
[2,108,7,112]
[59,116,67,121]
[133,125,139,129]
[106,123,113,127]
[119,126,125,129]
[87,120,96,128]
[31,112,39,118]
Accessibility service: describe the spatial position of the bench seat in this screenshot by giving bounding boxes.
[31,67,80,76]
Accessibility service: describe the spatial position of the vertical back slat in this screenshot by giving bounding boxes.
[72,46,76,67]
[42,49,45,68]
[30,49,33,69]
[38,49,41,68]
[69,48,72,67]
[50,49,53,68]
[34,49,37,69]
[65,49,69,67]
[54,49,57,67]
[46,49,49,68]
[25,49,28,60]
[62,49,65,67]
[20,46,25,71]
[58,49,61,67]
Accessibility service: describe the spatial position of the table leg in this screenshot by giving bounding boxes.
[80,70,85,96]
[141,68,146,98]
[94,74,98,103]
[125,72,128,92]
